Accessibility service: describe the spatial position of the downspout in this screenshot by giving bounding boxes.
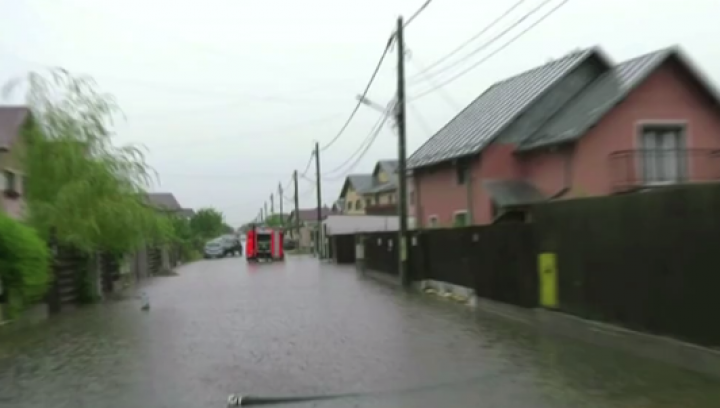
[415,171,424,229]
[465,159,475,224]
[549,145,574,199]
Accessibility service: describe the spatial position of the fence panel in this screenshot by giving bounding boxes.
[533,184,720,347]
[474,223,537,307]
[423,228,476,288]
[363,232,399,276]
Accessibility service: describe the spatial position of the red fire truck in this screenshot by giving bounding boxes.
[245,225,285,262]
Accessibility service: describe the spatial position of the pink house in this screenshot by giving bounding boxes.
[408,46,720,227]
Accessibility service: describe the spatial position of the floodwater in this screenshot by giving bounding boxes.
[1,256,718,408]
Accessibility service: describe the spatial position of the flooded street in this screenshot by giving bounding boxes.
[1,255,719,408]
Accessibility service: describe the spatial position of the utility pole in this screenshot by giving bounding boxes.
[293,170,300,240]
[314,143,323,258]
[264,202,268,223]
[396,16,410,287]
[270,193,275,216]
[278,183,284,228]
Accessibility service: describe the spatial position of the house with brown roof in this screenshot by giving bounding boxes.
[0,106,31,220]
[408,45,720,227]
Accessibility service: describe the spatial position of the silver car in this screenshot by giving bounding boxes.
[203,241,224,259]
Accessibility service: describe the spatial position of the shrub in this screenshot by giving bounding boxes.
[0,214,50,319]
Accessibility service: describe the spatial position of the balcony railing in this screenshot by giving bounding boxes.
[365,203,398,216]
[609,149,720,192]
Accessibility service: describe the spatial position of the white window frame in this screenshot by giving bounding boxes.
[636,121,688,186]
[452,210,469,227]
[427,215,439,228]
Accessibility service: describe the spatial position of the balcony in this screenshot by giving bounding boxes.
[609,149,720,192]
[365,203,398,216]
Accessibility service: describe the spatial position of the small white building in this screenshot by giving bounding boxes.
[320,215,399,262]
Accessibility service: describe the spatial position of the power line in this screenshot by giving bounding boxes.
[318,37,393,152]
[323,111,390,176]
[408,103,435,136]
[323,113,390,181]
[300,151,315,177]
[316,0,434,153]
[407,0,528,82]
[407,52,461,111]
[403,0,434,28]
[410,0,571,101]
[409,0,554,88]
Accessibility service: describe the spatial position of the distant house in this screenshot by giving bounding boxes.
[408,45,720,227]
[0,106,31,220]
[287,206,336,250]
[145,192,183,213]
[338,160,399,215]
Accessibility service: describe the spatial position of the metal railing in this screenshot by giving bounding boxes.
[608,149,720,191]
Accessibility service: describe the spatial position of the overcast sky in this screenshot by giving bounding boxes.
[1,0,717,226]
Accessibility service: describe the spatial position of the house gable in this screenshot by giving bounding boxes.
[518,46,719,151]
[494,53,611,145]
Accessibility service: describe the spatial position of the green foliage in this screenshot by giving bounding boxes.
[264,214,287,228]
[189,208,226,239]
[0,214,50,318]
[4,68,172,253]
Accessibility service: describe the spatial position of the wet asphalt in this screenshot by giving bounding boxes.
[1,255,719,408]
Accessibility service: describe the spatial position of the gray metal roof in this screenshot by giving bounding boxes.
[377,159,398,175]
[483,180,546,207]
[407,48,599,169]
[518,47,679,151]
[0,106,29,150]
[346,174,374,193]
[364,180,397,194]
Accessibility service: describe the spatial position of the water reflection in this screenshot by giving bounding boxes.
[0,257,718,408]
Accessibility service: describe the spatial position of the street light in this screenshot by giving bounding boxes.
[355,95,397,132]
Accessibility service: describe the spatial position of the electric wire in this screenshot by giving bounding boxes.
[407,0,528,82]
[410,0,571,101]
[323,111,391,177]
[323,114,391,181]
[318,38,393,152]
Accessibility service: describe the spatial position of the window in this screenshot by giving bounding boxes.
[365,198,372,207]
[3,170,16,192]
[453,211,469,227]
[356,200,363,210]
[456,162,468,185]
[346,201,352,210]
[639,125,686,184]
[428,215,439,228]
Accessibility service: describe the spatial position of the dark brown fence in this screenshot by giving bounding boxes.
[364,224,537,307]
[363,232,399,276]
[533,184,720,347]
[332,234,356,264]
[409,224,537,307]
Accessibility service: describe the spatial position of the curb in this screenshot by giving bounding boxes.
[412,279,720,379]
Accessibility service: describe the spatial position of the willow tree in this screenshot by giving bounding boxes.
[4,68,172,252]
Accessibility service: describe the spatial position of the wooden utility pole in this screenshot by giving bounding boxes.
[270,193,275,216]
[396,16,410,287]
[314,142,323,257]
[293,170,300,240]
[278,183,284,228]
